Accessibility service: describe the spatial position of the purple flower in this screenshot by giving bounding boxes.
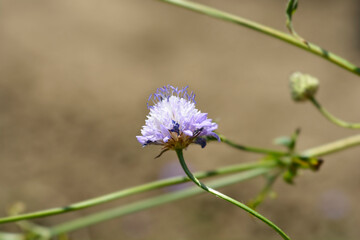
[137,85,219,157]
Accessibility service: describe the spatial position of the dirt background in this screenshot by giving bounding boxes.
[1,0,360,239]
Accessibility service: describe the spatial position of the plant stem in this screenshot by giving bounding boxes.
[3,132,360,225]
[175,149,290,240]
[0,161,275,224]
[218,134,287,156]
[0,232,23,240]
[158,0,360,76]
[309,97,360,129]
[301,134,360,157]
[248,171,281,209]
[2,133,360,236]
[48,168,270,236]
[220,132,360,159]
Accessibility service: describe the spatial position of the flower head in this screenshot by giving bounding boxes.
[137,85,219,157]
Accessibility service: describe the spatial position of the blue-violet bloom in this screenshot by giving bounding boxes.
[137,85,219,157]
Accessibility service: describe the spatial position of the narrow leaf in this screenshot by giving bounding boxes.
[286,0,299,35]
[286,0,307,44]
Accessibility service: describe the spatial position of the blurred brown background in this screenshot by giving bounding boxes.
[1,0,360,239]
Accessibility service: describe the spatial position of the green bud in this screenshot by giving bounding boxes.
[289,72,319,102]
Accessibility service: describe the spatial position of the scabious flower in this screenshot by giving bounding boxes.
[136,85,219,157]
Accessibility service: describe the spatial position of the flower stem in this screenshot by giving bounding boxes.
[158,0,360,76]
[218,134,287,156]
[48,168,270,237]
[175,149,291,240]
[3,133,360,237]
[3,132,360,225]
[2,132,360,226]
[309,97,360,129]
[0,161,275,224]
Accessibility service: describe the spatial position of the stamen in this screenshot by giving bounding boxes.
[193,127,204,138]
[170,120,180,135]
[146,84,196,108]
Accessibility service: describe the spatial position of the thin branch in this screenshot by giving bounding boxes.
[310,97,360,129]
[158,0,360,76]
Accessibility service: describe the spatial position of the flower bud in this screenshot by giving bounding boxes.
[289,72,319,102]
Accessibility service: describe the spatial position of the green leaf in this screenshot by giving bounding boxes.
[286,0,299,35]
[283,166,298,184]
[273,128,300,152]
[286,0,308,44]
[274,136,293,148]
[289,128,301,152]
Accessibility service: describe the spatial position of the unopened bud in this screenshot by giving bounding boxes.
[289,72,319,102]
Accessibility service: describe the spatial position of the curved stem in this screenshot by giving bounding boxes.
[48,168,270,237]
[175,149,290,240]
[0,161,275,224]
[310,97,360,129]
[159,0,360,76]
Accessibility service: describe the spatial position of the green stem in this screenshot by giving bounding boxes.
[48,168,270,236]
[3,132,360,226]
[0,161,275,224]
[220,132,360,159]
[301,133,360,157]
[248,171,281,209]
[0,232,23,240]
[3,132,360,225]
[218,134,287,156]
[158,0,360,76]
[3,133,360,236]
[175,149,290,240]
[310,97,360,129]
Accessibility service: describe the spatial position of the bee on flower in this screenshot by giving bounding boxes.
[136,85,219,157]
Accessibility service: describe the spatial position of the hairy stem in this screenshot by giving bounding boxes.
[158,0,360,76]
[176,149,291,240]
